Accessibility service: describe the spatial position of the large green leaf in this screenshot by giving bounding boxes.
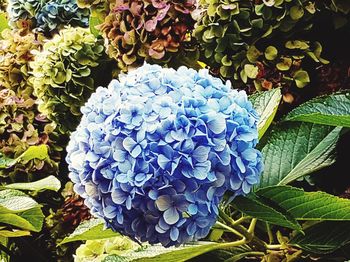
[257,186,350,221]
[59,218,119,245]
[129,242,224,262]
[17,208,44,232]
[0,190,44,232]
[284,92,350,127]
[249,88,282,138]
[0,207,44,232]
[232,194,302,231]
[3,176,61,192]
[257,122,341,188]
[0,145,49,169]
[0,190,41,213]
[290,221,350,254]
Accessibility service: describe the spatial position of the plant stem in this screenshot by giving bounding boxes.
[216,238,247,249]
[233,216,251,226]
[215,221,244,238]
[248,218,257,233]
[265,244,283,250]
[265,222,274,244]
[219,210,266,251]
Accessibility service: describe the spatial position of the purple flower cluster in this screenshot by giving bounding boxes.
[66,64,263,247]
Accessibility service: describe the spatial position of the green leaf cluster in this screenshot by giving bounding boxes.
[232,89,350,256]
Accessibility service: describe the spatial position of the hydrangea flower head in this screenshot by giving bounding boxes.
[7,0,89,35]
[66,64,263,247]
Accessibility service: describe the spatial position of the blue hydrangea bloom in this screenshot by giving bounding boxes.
[66,64,263,247]
[7,0,89,34]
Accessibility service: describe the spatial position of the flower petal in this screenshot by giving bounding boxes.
[163,207,180,225]
[155,195,172,211]
[170,227,179,241]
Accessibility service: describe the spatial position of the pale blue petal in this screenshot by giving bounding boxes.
[111,190,127,204]
[157,154,170,169]
[236,157,246,173]
[155,195,172,211]
[113,150,127,162]
[241,148,257,161]
[188,204,198,215]
[163,207,179,225]
[208,116,226,134]
[131,145,142,158]
[123,137,137,152]
[192,146,210,162]
[186,222,196,235]
[230,177,242,190]
[242,181,251,194]
[170,227,179,241]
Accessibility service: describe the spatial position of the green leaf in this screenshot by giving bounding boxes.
[18,208,44,232]
[0,190,41,213]
[264,46,278,60]
[0,154,16,169]
[0,230,30,238]
[290,221,350,254]
[276,57,292,71]
[129,242,223,262]
[19,145,48,162]
[244,64,259,79]
[249,89,282,138]
[257,122,341,188]
[0,207,44,232]
[190,246,252,262]
[89,15,102,37]
[285,40,309,50]
[293,70,310,88]
[59,218,119,245]
[284,92,350,127]
[0,145,49,169]
[0,13,9,37]
[246,46,261,63]
[257,186,350,221]
[290,5,304,20]
[232,194,302,231]
[3,176,61,192]
[102,255,128,262]
[208,229,224,242]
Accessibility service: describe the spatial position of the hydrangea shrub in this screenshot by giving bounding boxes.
[66,64,263,247]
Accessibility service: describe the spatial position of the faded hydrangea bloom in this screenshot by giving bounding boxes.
[66,64,263,247]
[0,29,60,182]
[99,0,198,71]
